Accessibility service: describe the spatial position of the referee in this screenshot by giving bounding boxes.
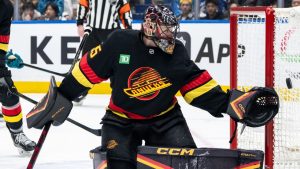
[77,0,132,52]
[74,0,132,103]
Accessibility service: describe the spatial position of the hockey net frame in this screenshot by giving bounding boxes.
[230,6,300,169]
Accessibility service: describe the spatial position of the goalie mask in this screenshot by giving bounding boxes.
[142,5,179,54]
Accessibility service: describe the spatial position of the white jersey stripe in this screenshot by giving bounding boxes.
[77,0,132,30]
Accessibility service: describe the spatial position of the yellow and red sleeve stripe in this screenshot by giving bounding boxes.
[108,98,177,120]
[119,3,131,28]
[2,103,23,123]
[71,54,106,88]
[79,0,89,8]
[180,71,218,104]
[0,35,10,52]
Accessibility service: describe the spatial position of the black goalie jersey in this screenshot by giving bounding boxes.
[59,30,229,119]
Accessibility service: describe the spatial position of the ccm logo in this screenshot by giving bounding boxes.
[156,148,195,156]
[238,103,245,113]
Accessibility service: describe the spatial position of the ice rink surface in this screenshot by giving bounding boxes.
[0,94,230,169]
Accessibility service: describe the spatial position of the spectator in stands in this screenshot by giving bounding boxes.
[224,0,238,19]
[130,0,145,13]
[200,0,224,20]
[61,11,71,20]
[30,0,40,16]
[229,1,238,8]
[31,0,39,8]
[152,0,181,17]
[292,0,300,6]
[235,0,257,6]
[21,2,41,20]
[198,0,227,19]
[235,0,275,6]
[271,0,277,7]
[39,2,60,20]
[152,0,164,5]
[177,0,195,20]
[37,0,64,16]
[172,0,182,17]
[256,0,276,6]
[285,0,292,7]
[198,0,207,18]
[63,0,73,20]
[130,0,145,6]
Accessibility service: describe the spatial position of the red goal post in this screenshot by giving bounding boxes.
[230,6,300,169]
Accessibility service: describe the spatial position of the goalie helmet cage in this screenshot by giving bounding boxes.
[230,6,300,169]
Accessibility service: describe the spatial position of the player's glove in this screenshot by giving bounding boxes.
[5,49,24,69]
[26,76,73,129]
[226,87,279,127]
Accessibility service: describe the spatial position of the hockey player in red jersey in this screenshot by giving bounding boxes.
[0,0,36,155]
[27,5,279,169]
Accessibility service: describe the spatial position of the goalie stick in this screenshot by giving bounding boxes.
[25,30,92,169]
[19,31,90,77]
[21,63,66,77]
[67,29,91,74]
[5,85,101,163]
[8,89,101,169]
[27,122,51,169]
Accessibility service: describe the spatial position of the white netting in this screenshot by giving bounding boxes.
[235,10,266,154]
[273,7,300,168]
[232,7,300,168]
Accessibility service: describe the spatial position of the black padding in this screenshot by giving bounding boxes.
[51,91,73,126]
[0,67,11,77]
[227,87,279,127]
[90,146,265,169]
[26,76,73,129]
[244,87,279,127]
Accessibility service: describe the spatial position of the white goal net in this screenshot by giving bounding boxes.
[230,6,300,169]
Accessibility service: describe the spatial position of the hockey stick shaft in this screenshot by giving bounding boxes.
[19,31,90,77]
[27,122,51,169]
[67,32,89,74]
[66,118,101,136]
[21,63,66,77]
[10,90,102,136]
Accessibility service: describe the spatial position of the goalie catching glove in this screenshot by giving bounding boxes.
[26,76,73,129]
[226,87,279,127]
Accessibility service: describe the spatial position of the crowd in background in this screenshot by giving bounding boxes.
[10,0,76,20]
[8,0,300,21]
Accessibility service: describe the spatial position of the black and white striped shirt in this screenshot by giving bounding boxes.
[77,0,132,30]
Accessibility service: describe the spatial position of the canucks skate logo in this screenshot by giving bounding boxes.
[124,67,172,100]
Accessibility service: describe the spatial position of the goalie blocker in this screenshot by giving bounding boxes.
[26,76,73,129]
[227,87,279,127]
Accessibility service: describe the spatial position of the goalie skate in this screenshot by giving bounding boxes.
[11,132,36,156]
